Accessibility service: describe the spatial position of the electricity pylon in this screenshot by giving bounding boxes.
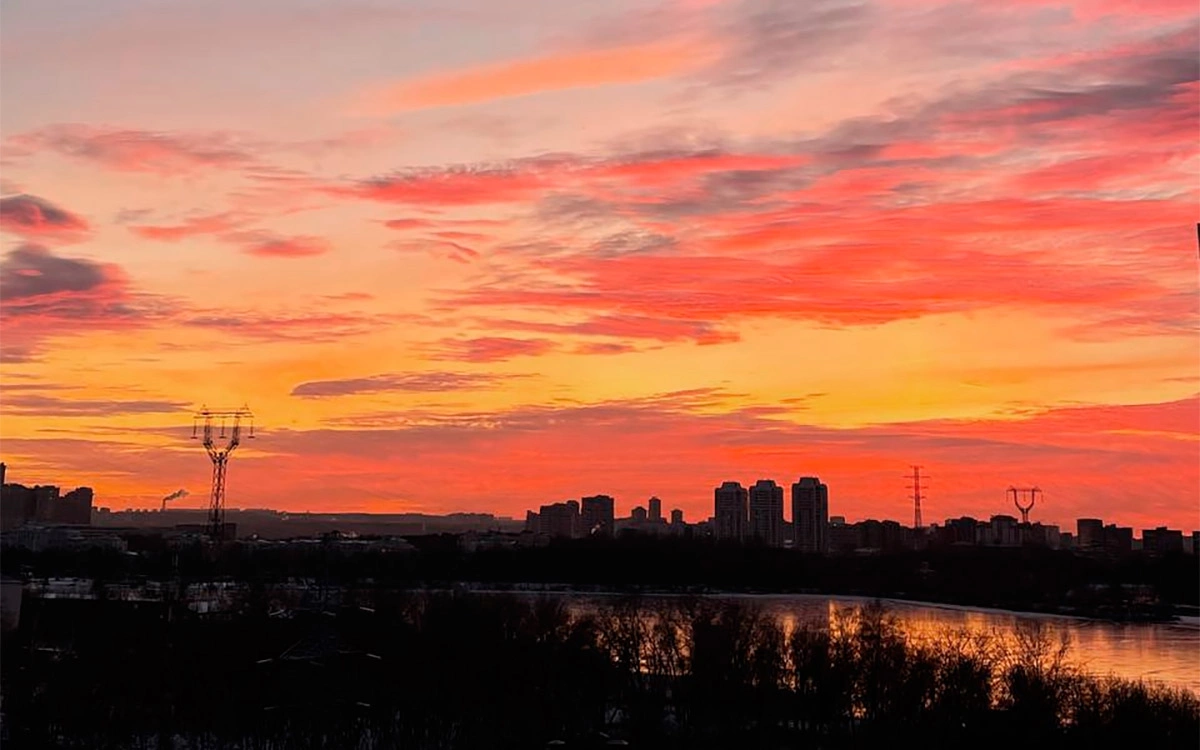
[192,405,254,540]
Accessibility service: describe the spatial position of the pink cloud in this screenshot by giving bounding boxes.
[0,194,90,241]
[353,39,717,114]
[0,244,165,361]
[8,125,255,174]
[228,232,331,258]
[129,212,247,241]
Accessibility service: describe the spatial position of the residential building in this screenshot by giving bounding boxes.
[792,477,829,553]
[749,480,784,546]
[647,496,662,523]
[714,481,748,542]
[580,495,615,537]
[1077,518,1104,551]
[537,500,580,538]
[1142,527,1184,555]
[1103,524,1133,555]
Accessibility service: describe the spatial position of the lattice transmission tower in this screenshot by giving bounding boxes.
[192,406,254,540]
[906,465,927,529]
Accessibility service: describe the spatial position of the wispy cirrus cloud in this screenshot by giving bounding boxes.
[7,124,256,174]
[224,231,331,258]
[351,38,720,114]
[1,394,188,417]
[291,371,511,398]
[482,314,739,346]
[426,336,557,362]
[128,212,248,241]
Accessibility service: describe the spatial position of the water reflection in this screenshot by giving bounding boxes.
[559,593,1200,693]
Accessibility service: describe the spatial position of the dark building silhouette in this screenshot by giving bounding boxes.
[792,477,828,553]
[1142,526,1184,555]
[940,516,979,546]
[647,496,662,522]
[1077,518,1104,551]
[828,516,857,553]
[670,508,684,525]
[714,481,747,541]
[749,479,784,547]
[630,506,648,522]
[580,495,615,537]
[1,477,93,530]
[1103,524,1133,554]
[537,500,580,538]
[983,515,1019,546]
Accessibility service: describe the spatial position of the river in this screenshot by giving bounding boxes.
[536,591,1200,694]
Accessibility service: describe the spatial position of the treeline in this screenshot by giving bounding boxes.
[3,594,1197,749]
[6,535,1198,612]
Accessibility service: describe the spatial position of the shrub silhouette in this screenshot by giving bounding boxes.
[2,592,1196,749]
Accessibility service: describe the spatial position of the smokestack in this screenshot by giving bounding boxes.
[161,488,189,511]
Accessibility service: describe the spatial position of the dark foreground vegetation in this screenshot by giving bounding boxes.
[7,534,1198,616]
[3,593,1197,749]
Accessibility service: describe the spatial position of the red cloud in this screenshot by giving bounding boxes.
[427,336,557,362]
[234,233,330,258]
[450,235,1189,334]
[0,245,165,361]
[486,314,739,346]
[129,212,246,241]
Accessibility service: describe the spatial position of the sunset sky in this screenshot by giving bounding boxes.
[1,0,1197,530]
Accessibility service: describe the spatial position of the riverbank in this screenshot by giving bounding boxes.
[444,581,1187,624]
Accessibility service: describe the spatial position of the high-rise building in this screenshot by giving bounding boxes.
[1077,518,1104,551]
[538,500,580,538]
[714,481,747,542]
[581,495,615,537]
[792,477,828,553]
[749,479,784,547]
[648,496,662,522]
[670,509,684,525]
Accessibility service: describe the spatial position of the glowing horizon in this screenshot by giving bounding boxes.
[1,0,1197,531]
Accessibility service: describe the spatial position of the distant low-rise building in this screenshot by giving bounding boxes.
[1103,524,1133,555]
[1142,526,1184,555]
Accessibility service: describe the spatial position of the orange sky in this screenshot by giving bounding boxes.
[0,0,1197,531]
